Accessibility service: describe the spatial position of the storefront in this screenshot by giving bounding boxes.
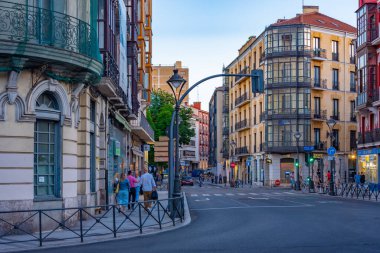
[358,148,380,184]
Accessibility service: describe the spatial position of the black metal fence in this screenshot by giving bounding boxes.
[301,182,380,201]
[0,195,185,247]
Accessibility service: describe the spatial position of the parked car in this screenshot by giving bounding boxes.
[181,176,194,186]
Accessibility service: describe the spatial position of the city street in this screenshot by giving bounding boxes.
[28,183,380,253]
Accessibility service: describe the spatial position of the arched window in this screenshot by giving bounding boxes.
[34,92,61,198]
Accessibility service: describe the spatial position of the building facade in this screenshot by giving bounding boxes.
[356,0,380,184]
[191,102,209,170]
[152,61,190,105]
[0,0,154,219]
[208,87,225,177]
[226,6,357,186]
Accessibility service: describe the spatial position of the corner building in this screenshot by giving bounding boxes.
[227,6,357,185]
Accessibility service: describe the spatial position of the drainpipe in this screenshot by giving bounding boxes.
[343,32,347,182]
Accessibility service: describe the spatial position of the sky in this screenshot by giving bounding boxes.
[152,0,358,111]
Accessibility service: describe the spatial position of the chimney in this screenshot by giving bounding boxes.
[192,102,201,110]
[303,5,319,14]
[174,61,182,68]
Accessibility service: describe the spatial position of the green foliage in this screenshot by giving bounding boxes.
[147,90,196,165]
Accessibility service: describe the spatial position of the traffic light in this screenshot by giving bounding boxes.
[294,159,299,168]
[309,156,314,163]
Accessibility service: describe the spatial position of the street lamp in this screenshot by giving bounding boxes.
[326,118,336,196]
[167,69,186,202]
[294,131,301,190]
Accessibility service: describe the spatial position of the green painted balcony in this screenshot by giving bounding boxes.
[0,1,102,82]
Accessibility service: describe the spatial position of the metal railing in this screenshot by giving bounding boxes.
[0,1,101,61]
[235,93,249,106]
[235,119,248,131]
[0,195,185,247]
[312,109,327,120]
[304,183,380,201]
[311,79,327,89]
[332,52,339,61]
[235,66,250,82]
[312,48,327,59]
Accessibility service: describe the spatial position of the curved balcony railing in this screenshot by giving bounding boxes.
[0,1,102,74]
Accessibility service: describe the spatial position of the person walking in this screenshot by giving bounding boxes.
[118,173,130,212]
[354,172,361,186]
[135,171,141,202]
[113,173,120,208]
[127,170,138,210]
[360,172,366,185]
[141,167,156,209]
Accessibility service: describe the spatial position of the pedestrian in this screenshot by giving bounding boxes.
[327,170,331,182]
[113,173,120,207]
[219,174,222,184]
[141,167,156,209]
[290,172,295,189]
[360,172,365,185]
[135,170,141,202]
[354,172,361,186]
[117,173,130,212]
[127,170,138,210]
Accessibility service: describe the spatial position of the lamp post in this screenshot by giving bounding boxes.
[167,69,186,202]
[326,118,336,196]
[294,131,301,190]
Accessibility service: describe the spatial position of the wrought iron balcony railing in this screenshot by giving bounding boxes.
[235,119,249,131]
[358,129,380,144]
[312,48,327,59]
[332,53,339,61]
[332,82,339,90]
[130,112,154,142]
[314,141,326,151]
[235,66,250,82]
[235,146,249,155]
[311,79,327,89]
[0,1,102,74]
[331,113,340,121]
[312,109,327,120]
[235,93,250,106]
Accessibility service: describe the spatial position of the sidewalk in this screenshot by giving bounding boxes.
[0,191,191,252]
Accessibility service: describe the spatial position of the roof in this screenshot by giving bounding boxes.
[271,11,356,34]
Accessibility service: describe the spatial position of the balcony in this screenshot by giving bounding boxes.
[311,79,327,90]
[312,48,327,60]
[312,110,327,121]
[223,105,229,114]
[267,77,311,89]
[314,141,326,151]
[350,56,356,64]
[350,85,356,92]
[235,119,250,131]
[264,141,313,153]
[265,46,311,59]
[235,146,249,156]
[332,82,339,90]
[266,108,311,120]
[130,112,155,144]
[332,53,339,61]
[235,66,250,83]
[330,113,340,121]
[357,88,380,108]
[350,114,357,122]
[358,129,380,145]
[0,1,102,80]
[235,93,250,107]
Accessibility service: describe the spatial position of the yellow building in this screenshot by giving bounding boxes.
[226,6,357,186]
[152,61,190,105]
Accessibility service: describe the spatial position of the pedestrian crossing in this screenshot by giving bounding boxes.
[189,192,296,198]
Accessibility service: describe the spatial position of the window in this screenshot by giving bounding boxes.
[357,6,367,47]
[350,130,356,150]
[332,69,339,90]
[350,72,356,92]
[90,100,96,192]
[314,66,320,87]
[333,99,339,120]
[350,101,356,121]
[34,92,60,198]
[332,129,339,150]
[350,44,355,64]
[313,37,320,49]
[314,97,320,116]
[314,128,321,147]
[332,41,339,61]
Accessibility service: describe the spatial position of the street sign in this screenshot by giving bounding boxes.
[246,161,251,167]
[303,146,315,152]
[328,156,334,161]
[327,147,336,156]
[230,163,235,168]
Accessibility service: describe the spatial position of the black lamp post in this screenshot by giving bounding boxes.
[326,118,336,196]
[167,69,186,202]
[230,140,237,183]
[294,131,301,190]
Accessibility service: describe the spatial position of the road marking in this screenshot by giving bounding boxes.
[195,198,210,202]
[273,193,282,195]
[214,194,223,196]
[202,194,211,196]
[284,192,295,195]
[191,205,313,211]
[226,193,234,196]
[237,193,247,196]
[190,194,198,197]
[248,193,258,196]
[248,197,269,200]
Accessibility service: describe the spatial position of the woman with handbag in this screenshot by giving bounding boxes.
[117,173,130,212]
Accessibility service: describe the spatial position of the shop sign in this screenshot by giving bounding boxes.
[358,148,380,156]
[313,154,323,159]
[114,140,121,156]
[266,158,272,164]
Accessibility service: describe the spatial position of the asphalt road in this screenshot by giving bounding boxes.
[27,183,380,253]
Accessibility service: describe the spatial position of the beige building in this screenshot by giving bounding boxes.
[152,61,190,105]
[227,6,357,186]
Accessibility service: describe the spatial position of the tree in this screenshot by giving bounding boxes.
[147,90,196,165]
